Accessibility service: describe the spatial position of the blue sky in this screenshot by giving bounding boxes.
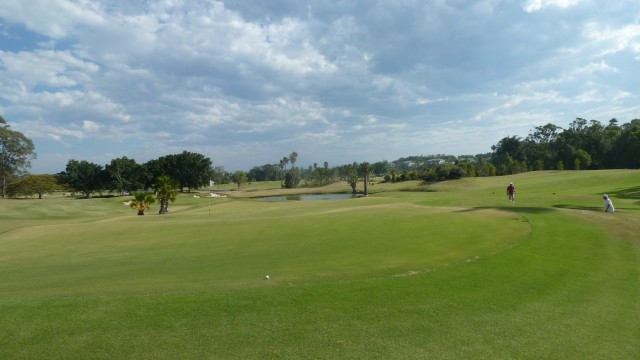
[1,0,639,174]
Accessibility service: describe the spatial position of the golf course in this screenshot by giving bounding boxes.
[1,169,639,359]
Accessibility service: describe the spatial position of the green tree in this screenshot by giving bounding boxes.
[278,157,289,187]
[247,165,266,182]
[358,162,373,196]
[572,149,591,170]
[347,166,359,194]
[154,176,179,215]
[175,151,213,192]
[603,118,622,167]
[389,168,397,182]
[156,152,213,192]
[6,174,59,199]
[525,123,562,170]
[289,151,298,168]
[283,151,300,188]
[491,136,524,171]
[213,166,229,186]
[284,168,301,189]
[105,156,144,195]
[232,171,247,189]
[557,118,615,169]
[0,116,37,198]
[372,160,391,176]
[130,192,155,215]
[141,158,167,189]
[435,164,466,180]
[483,162,496,176]
[58,159,106,198]
[612,119,640,168]
[144,152,212,192]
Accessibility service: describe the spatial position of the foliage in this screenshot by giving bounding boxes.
[247,164,279,182]
[282,152,301,189]
[358,162,373,196]
[310,161,337,186]
[0,116,36,198]
[613,119,640,168]
[42,117,640,198]
[284,168,301,189]
[232,171,248,189]
[6,174,59,199]
[150,151,212,192]
[58,159,106,198]
[129,192,155,215]
[212,166,230,185]
[56,152,214,197]
[153,176,179,215]
[105,157,145,195]
[347,166,358,194]
[489,118,640,172]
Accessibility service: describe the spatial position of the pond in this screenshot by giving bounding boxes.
[256,193,358,201]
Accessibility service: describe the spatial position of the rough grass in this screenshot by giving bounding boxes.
[1,170,639,359]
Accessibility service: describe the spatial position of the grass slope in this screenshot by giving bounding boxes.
[1,170,639,359]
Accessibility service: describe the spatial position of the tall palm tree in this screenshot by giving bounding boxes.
[359,162,373,196]
[154,175,179,214]
[130,192,155,215]
[289,151,298,168]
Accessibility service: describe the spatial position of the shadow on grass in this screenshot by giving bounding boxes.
[456,206,556,214]
[605,185,640,205]
[553,204,602,211]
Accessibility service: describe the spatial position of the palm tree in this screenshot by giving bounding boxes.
[130,192,155,215]
[347,167,358,194]
[289,151,298,168]
[154,175,179,214]
[359,162,373,196]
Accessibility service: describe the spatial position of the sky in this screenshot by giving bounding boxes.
[1,0,639,174]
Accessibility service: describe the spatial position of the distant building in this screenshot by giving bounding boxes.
[426,159,446,166]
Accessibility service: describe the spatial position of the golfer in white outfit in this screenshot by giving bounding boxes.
[603,194,615,213]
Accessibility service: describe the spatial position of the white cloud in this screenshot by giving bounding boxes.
[0,0,105,38]
[0,0,638,173]
[582,22,640,57]
[0,49,100,89]
[82,120,100,132]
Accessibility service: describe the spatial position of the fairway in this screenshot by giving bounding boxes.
[1,170,639,359]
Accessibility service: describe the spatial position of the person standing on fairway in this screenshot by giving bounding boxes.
[603,194,615,212]
[507,182,516,204]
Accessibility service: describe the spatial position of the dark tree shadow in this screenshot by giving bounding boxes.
[456,206,556,214]
[606,186,640,205]
[552,204,601,211]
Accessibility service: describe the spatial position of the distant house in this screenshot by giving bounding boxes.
[426,159,446,166]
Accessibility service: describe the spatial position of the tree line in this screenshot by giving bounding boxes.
[490,118,640,173]
[4,150,215,199]
[242,118,640,186]
[1,115,639,199]
[53,151,214,198]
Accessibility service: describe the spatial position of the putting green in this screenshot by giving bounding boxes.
[0,199,528,298]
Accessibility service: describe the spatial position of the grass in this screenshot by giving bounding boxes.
[1,170,639,359]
